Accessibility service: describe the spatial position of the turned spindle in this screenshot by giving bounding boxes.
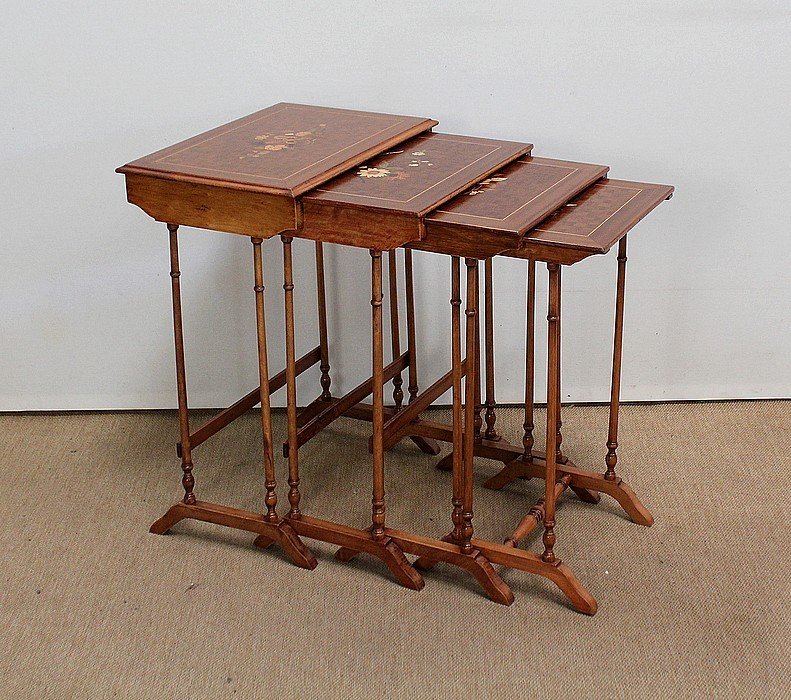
[522,259,536,460]
[370,250,386,541]
[505,475,571,548]
[282,235,302,518]
[388,249,405,410]
[251,237,278,523]
[483,257,499,440]
[450,256,464,542]
[315,242,332,401]
[404,249,419,403]
[473,263,483,442]
[461,258,480,554]
[542,263,561,563]
[606,236,628,480]
[167,224,195,505]
[556,266,564,464]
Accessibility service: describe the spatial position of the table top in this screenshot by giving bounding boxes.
[303,133,532,217]
[117,103,437,197]
[426,156,608,235]
[506,178,674,262]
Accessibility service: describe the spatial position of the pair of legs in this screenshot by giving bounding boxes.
[486,239,654,551]
[150,227,317,569]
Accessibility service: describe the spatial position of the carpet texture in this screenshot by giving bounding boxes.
[0,402,789,699]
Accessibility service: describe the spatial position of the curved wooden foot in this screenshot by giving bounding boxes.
[598,477,654,526]
[277,521,319,570]
[409,435,441,456]
[149,500,318,569]
[149,502,190,534]
[387,530,513,605]
[541,561,598,615]
[472,538,598,615]
[335,538,425,591]
[460,552,515,606]
[485,458,653,526]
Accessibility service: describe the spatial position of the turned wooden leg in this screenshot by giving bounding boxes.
[166,224,195,505]
[388,249,405,410]
[542,263,561,563]
[461,258,480,554]
[282,235,302,518]
[411,256,513,605]
[450,257,465,543]
[251,238,279,524]
[483,258,499,441]
[606,236,627,482]
[315,242,332,401]
[522,259,536,461]
[370,250,387,541]
[404,249,419,403]
[556,265,565,465]
[334,250,424,590]
[473,262,483,442]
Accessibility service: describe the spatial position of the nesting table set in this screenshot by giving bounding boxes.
[118,103,672,614]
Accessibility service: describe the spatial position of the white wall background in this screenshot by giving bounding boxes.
[2,1,789,410]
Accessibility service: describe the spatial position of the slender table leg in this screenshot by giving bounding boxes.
[412,256,512,605]
[542,263,561,563]
[473,264,483,442]
[461,258,480,552]
[282,236,302,518]
[150,230,316,570]
[370,249,387,542]
[388,249,404,410]
[556,266,565,464]
[167,224,195,505]
[450,257,465,543]
[483,258,500,441]
[333,250,424,590]
[603,237,654,523]
[315,242,332,401]
[404,249,419,403]
[523,259,536,461]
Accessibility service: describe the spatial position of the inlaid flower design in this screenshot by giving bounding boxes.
[355,150,433,180]
[240,124,326,159]
[467,175,508,196]
[357,167,392,178]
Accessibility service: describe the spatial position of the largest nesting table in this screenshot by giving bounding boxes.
[118,102,672,614]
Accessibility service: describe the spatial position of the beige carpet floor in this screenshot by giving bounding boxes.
[0,401,789,699]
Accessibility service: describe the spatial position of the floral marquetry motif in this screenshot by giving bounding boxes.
[240,125,327,159]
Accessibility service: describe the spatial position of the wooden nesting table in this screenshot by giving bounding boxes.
[118,102,672,614]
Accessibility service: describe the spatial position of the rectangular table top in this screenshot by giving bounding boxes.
[299,132,532,248]
[412,157,608,258]
[427,157,608,235]
[506,178,674,263]
[117,103,437,197]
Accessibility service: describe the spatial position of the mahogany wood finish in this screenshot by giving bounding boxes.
[150,226,317,570]
[414,157,608,258]
[483,258,499,441]
[118,104,437,238]
[301,133,532,249]
[122,105,673,614]
[388,249,405,410]
[606,236,628,482]
[315,242,333,401]
[505,179,674,264]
